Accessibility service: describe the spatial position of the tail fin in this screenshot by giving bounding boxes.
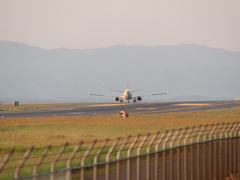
[126,73,128,90]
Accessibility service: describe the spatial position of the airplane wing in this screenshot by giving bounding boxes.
[135,92,167,97]
[88,93,116,98]
[151,92,168,96]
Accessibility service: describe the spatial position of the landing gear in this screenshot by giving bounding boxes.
[120,100,123,103]
[133,100,136,103]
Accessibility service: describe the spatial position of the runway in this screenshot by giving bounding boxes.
[1,101,240,118]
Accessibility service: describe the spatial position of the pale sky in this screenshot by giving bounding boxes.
[0,0,240,51]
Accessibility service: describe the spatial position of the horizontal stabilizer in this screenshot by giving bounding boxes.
[128,89,144,92]
[111,89,125,92]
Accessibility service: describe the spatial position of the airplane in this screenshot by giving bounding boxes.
[89,81,167,103]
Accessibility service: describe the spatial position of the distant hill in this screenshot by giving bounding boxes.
[0,41,240,102]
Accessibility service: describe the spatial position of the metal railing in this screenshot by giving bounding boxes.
[0,121,239,180]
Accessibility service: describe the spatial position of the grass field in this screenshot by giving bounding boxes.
[0,106,239,179]
[1,106,240,149]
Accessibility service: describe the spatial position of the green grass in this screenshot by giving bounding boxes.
[0,106,240,149]
[0,106,240,179]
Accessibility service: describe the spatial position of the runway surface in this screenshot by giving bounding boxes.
[1,101,240,118]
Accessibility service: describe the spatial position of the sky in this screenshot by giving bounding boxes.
[0,0,240,51]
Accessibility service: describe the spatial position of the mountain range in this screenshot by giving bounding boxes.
[0,41,240,102]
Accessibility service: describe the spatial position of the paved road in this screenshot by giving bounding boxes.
[1,101,240,118]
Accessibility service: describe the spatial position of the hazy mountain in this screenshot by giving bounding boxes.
[0,41,240,102]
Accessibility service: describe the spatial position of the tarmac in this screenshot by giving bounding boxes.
[1,100,240,118]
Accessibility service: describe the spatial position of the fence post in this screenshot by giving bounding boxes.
[197,124,206,142]
[177,128,186,180]
[224,122,232,139]
[170,128,181,180]
[203,124,214,180]
[237,123,240,176]
[229,122,238,177]
[50,142,68,180]
[0,147,15,173]
[213,121,223,178]
[106,136,121,180]
[214,123,222,180]
[177,128,186,147]
[15,145,34,179]
[214,123,222,139]
[190,125,200,144]
[66,141,83,180]
[155,131,167,180]
[33,144,51,179]
[116,135,131,180]
[184,126,194,180]
[219,122,226,139]
[163,129,174,180]
[230,122,237,137]
[137,132,150,180]
[203,124,212,141]
[224,122,233,177]
[170,128,180,148]
[93,137,109,180]
[234,122,239,178]
[234,122,239,137]
[209,123,218,140]
[127,133,141,180]
[190,126,201,180]
[184,126,194,145]
[233,124,240,178]
[225,122,235,178]
[197,125,206,180]
[146,131,160,180]
[81,139,97,180]
[219,122,227,178]
[208,124,217,180]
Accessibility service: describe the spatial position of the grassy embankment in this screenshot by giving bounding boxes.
[0,106,239,179]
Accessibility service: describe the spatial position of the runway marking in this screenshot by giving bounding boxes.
[53,108,76,110]
[155,107,198,113]
[49,108,62,110]
[135,108,157,110]
[173,103,210,106]
[67,112,85,115]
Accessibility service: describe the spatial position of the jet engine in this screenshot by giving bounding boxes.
[137,96,142,101]
[114,97,120,101]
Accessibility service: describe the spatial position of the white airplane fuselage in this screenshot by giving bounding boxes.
[123,90,133,100]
